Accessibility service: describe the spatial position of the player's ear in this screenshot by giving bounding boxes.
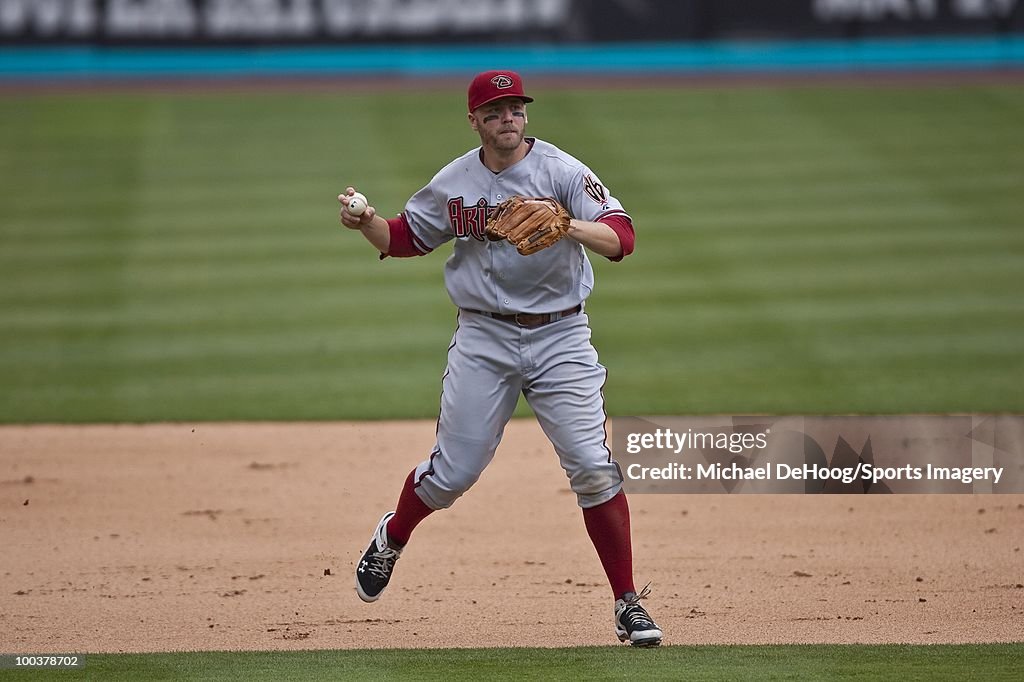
[467,112,479,132]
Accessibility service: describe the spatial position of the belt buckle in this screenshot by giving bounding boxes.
[514,312,544,328]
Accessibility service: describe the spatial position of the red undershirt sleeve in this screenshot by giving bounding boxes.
[598,214,635,262]
[380,214,431,259]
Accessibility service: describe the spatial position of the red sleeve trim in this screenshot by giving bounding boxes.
[382,214,431,259]
[598,214,635,262]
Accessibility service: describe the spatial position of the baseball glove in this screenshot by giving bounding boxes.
[485,196,571,256]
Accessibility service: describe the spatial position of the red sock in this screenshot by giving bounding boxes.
[582,491,636,599]
[385,470,434,548]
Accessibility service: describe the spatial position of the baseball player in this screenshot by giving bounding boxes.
[337,70,662,647]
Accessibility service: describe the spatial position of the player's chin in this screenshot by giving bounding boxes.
[494,133,524,150]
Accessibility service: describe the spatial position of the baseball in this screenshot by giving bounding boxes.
[347,192,368,216]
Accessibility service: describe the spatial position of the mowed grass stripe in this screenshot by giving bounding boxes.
[7,227,1020,293]
[630,136,1021,169]
[15,190,1018,245]
[0,231,352,266]
[10,285,1012,355]
[628,218,1020,250]
[675,173,1023,207]
[6,264,1017,338]
[610,256,1022,299]
[0,265,444,310]
[8,290,1019,349]
[647,160,1020,202]
[5,206,1018,268]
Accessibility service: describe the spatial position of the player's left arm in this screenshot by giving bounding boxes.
[563,165,635,261]
[566,218,630,259]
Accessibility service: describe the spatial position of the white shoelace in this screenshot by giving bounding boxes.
[620,582,655,628]
[365,546,399,580]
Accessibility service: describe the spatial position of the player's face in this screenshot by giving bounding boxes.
[469,98,528,152]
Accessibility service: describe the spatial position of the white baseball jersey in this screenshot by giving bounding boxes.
[399,137,630,314]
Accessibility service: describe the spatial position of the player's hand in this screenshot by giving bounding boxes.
[338,186,377,229]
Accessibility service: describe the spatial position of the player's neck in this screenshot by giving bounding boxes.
[481,139,530,173]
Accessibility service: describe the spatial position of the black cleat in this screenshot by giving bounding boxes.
[614,583,663,647]
[355,511,402,603]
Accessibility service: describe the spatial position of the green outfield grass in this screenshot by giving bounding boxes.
[1,84,1022,422]
[6,644,1023,681]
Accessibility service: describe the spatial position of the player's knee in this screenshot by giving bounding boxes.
[415,456,485,509]
[416,473,477,509]
[570,466,623,508]
[575,484,623,509]
[414,482,463,510]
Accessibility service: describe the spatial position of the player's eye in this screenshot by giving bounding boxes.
[483,114,499,122]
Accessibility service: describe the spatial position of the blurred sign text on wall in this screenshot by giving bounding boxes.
[2,0,1020,43]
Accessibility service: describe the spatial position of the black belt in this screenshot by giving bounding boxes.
[464,304,582,329]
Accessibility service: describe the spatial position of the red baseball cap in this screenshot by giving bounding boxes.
[467,70,534,112]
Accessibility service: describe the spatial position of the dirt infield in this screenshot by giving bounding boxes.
[1,421,1021,653]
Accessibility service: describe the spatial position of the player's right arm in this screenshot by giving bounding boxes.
[338,187,391,254]
[339,174,453,259]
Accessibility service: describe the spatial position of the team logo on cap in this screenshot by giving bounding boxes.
[491,75,514,89]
